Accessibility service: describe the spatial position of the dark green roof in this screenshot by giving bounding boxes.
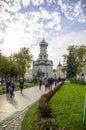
[40,38,48,46]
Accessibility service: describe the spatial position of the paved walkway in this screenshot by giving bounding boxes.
[0,85,51,130]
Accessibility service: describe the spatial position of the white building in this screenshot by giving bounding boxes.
[54,60,66,79]
[33,38,53,79]
[56,61,63,78]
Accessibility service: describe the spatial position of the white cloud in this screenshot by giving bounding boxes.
[0,0,86,69]
[55,24,62,31]
[22,0,30,7]
[58,0,86,23]
[47,30,86,68]
[51,12,61,24]
[0,1,7,15]
[74,1,81,16]
[47,21,54,28]
[32,0,44,6]
[39,7,51,20]
[46,0,53,5]
[2,0,21,12]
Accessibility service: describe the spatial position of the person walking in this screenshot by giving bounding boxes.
[48,78,54,90]
[9,80,15,98]
[39,77,42,90]
[5,80,10,94]
[43,77,48,90]
[19,78,24,94]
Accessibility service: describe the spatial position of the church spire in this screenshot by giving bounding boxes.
[40,37,48,46]
[58,59,62,67]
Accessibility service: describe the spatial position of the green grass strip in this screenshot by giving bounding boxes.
[21,102,38,130]
[50,82,86,130]
[21,82,86,130]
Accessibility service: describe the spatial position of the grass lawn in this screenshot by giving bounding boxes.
[21,82,86,130]
[50,82,86,130]
[21,102,38,130]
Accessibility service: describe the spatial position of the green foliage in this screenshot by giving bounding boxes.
[63,45,86,77]
[70,77,86,85]
[21,102,38,130]
[0,87,6,94]
[13,47,33,77]
[35,118,59,130]
[50,82,86,130]
[21,82,86,130]
[0,47,33,80]
[66,51,77,79]
[67,45,86,64]
[38,102,52,118]
[35,70,45,81]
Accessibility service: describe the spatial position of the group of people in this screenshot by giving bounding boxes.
[39,77,54,90]
[5,78,24,98]
[39,77,66,90]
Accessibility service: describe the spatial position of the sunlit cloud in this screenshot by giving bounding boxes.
[0,0,86,68]
[58,0,86,23]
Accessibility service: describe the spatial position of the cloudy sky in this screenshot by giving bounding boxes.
[0,0,86,68]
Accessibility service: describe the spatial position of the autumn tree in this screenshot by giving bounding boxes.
[63,45,86,77]
[13,47,33,78]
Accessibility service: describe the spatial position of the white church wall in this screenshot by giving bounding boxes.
[33,38,53,79]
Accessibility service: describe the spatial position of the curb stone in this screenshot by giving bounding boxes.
[0,103,34,130]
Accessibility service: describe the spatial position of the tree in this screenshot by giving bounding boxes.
[66,51,77,79]
[13,47,33,78]
[67,45,86,65]
[0,54,10,80]
[63,45,86,77]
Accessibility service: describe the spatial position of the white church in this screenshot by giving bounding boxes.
[33,38,53,79]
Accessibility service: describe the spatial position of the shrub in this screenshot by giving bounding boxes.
[35,82,64,130]
[70,77,86,85]
[38,102,52,118]
[37,82,64,121]
[35,118,59,130]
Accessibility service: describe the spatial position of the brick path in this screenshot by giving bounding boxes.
[0,85,50,130]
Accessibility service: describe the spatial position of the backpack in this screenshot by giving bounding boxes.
[9,87,13,91]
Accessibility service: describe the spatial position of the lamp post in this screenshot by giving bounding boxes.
[84,59,86,82]
[83,59,86,124]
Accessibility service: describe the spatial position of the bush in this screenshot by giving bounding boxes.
[0,87,6,94]
[35,118,59,130]
[38,102,52,118]
[70,77,86,85]
[37,82,64,127]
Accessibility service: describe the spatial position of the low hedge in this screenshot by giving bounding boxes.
[35,82,64,130]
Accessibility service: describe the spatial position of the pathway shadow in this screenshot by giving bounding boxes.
[8,97,18,108]
[6,94,10,100]
[21,93,29,99]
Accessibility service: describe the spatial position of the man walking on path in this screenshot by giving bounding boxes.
[5,80,10,94]
[19,78,24,94]
[39,77,42,90]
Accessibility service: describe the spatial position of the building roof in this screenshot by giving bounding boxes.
[33,59,53,66]
[39,38,48,46]
[57,60,62,67]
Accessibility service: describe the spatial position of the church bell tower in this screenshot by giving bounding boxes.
[39,38,48,60]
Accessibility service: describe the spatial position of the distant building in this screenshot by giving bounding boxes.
[53,69,57,79]
[55,60,66,79]
[33,38,53,79]
[25,69,33,81]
